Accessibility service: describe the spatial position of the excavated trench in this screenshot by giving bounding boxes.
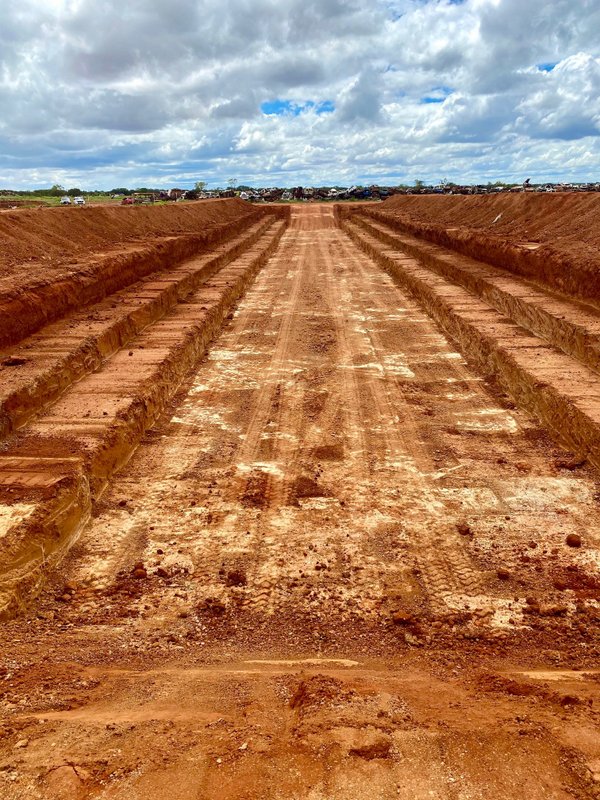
[0,202,288,617]
[0,202,599,800]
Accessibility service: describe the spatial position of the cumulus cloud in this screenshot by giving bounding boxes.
[0,0,599,188]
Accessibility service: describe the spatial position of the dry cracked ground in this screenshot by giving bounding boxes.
[1,205,600,799]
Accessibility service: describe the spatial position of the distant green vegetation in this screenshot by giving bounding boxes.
[0,185,126,206]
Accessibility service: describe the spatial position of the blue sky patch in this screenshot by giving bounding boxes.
[261,99,298,116]
[538,62,558,72]
[261,99,335,116]
[420,86,453,104]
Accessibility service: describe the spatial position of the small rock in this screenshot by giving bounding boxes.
[539,603,568,617]
[349,733,391,760]
[497,568,511,581]
[391,610,413,626]
[239,742,248,751]
[555,456,585,471]
[156,567,169,578]
[553,578,568,591]
[15,738,29,748]
[456,522,472,536]
[132,568,147,580]
[566,534,582,548]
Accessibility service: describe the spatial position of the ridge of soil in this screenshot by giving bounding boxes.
[0,198,254,280]
[359,192,600,303]
[0,200,287,348]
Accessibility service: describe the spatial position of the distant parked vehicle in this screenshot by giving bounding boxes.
[121,197,134,205]
[60,196,71,205]
[73,196,86,205]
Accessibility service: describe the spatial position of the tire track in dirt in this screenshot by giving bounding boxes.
[65,206,600,638]
[329,233,485,613]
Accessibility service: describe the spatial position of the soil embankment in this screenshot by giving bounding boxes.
[0,202,288,618]
[347,192,600,302]
[0,199,287,347]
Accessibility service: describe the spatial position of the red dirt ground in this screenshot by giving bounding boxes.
[0,202,599,799]
[381,192,600,253]
[0,198,255,284]
[370,193,600,302]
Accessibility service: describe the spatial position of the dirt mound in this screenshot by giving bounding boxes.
[382,192,600,248]
[0,199,285,348]
[0,198,255,286]
[360,193,600,303]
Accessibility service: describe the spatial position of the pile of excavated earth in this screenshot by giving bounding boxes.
[0,196,599,799]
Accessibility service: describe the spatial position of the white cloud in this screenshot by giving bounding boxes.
[0,0,599,188]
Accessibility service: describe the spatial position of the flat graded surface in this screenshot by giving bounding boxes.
[1,206,600,799]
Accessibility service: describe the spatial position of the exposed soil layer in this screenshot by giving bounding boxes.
[0,199,285,348]
[0,211,288,618]
[0,206,599,798]
[337,211,600,477]
[0,198,256,276]
[355,192,600,303]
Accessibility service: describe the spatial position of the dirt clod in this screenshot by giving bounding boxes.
[225,569,247,587]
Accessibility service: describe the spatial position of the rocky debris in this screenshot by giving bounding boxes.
[290,675,353,711]
[476,673,538,697]
[566,534,582,548]
[456,522,472,536]
[155,567,170,579]
[497,568,511,581]
[202,597,226,615]
[555,455,586,470]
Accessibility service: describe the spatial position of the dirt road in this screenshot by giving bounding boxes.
[1,206,600,799]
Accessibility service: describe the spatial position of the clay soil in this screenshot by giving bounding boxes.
[368,192,600,302]
[1,205,600,799]
[0,198,255,280]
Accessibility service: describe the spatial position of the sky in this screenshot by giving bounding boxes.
[1,0,600,189]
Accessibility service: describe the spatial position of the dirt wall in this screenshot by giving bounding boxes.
[340,193,600,304]
[0,199,288,348]
[0,198,259,283]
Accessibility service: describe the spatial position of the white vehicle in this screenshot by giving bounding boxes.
[60,196,71,205]
[73,196,86,205]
